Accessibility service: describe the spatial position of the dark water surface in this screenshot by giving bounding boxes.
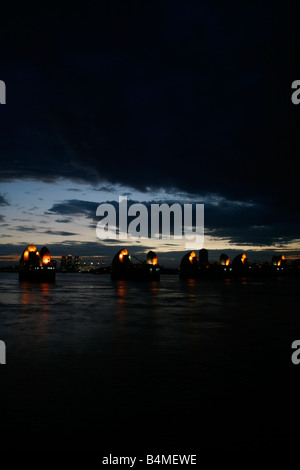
[1,272,300,450]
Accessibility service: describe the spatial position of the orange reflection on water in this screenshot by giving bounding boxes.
[21,282,51,315]
[150,283,159,295]
[20,282,53,340]
[186,278,197,288]
[40,283,51,315]
[116,280,128,316]
[186,278,197,300]
[21,282,35,305]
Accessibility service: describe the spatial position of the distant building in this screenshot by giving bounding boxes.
[66,254,73,271]
[60,254,82,272]
[60,255,67,272]
[74,256,82,272]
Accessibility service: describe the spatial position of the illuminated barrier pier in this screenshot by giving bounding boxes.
[19,244,56,283]
[111,249,160,281]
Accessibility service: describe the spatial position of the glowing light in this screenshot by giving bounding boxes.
[225,258,230,266]
[189,251,197,263]
[28,244,37,252]
[42,254,51,265]
[119,249,129,261]
[152,257,158,265]
[241,254,247,264]
[24,250,29,261]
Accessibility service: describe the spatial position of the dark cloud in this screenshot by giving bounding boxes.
[43,230,78,236]
[206,226,298,247]
[46,197,300,248]
[91,185,120,193]
[0,3,299,206]
[47,200,99,218]
[6,225,78,237]
[55,218,72,224]
[204,200,300,246]
[9,225,36,232]
[0,194,9,206]
[0,2,299,254]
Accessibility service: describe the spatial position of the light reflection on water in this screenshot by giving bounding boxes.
[0,271,299,363]
[1,271,300,448]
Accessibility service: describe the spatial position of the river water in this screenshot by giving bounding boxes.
[0,272,300,450]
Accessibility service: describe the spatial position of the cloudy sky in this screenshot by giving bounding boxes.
[0,2,299,267]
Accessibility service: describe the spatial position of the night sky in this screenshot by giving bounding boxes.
[1,2,299,266]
